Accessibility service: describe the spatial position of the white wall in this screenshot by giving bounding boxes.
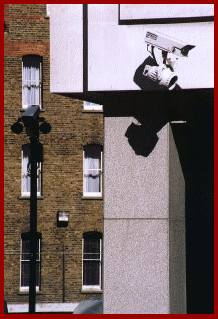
[50,4,214,93]
[50,4,83,93]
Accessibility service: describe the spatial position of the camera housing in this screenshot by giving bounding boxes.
[134,30,196,90]
[145,31,195,57]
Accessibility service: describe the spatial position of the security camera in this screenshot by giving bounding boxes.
[134,30,196,90]
[145,31,195,57]
[143,63,178,90]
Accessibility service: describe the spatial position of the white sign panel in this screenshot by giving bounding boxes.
[120,4,214,21]
[50,4,214,93]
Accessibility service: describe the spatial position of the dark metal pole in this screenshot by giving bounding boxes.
[29,133,38,314]
[63,242,65,303]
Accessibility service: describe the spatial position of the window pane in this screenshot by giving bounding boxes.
[21,237,40,288]
[83,261,100,286]
[37,164,41,194]
[21,262,40,287]
[21,262,30,287]
[84,145,101,163]
[84,238,99,252]
[46,4,50,16]
[36,261,40,287]
[84,145,102,193]
[22,239,30,260]
[84,238,100,260]
[23,55,41,108]
[22,145,42,195]
[22,145,31,194]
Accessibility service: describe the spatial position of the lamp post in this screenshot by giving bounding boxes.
[11,106,51,314]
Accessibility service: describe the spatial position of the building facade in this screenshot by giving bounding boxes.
[50,4,214,314]
[4,4,103,313]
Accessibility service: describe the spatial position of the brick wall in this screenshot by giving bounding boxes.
[4,4,103,305]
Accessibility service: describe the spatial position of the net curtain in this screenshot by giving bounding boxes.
[22,55,41,108]
[84,145,102,193]
[22,145,41,195]
[22,145,31,194]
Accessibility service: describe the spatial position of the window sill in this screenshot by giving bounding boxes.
[45,15,50,19]
[18,195,44,200]
[81,196,103,200]
[81,290,102,294]
[18,291,43,295]
[20,109,45,112]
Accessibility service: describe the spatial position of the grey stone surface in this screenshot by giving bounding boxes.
[103,219,170,314]
[104,117,169,219]
[103,118,186,314]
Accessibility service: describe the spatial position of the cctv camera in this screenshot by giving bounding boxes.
[133,30,196,91]
[143,63,178,90]
[145,31,195,57]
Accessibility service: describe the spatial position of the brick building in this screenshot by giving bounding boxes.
[4,4,103,313]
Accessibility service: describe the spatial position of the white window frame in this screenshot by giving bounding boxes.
[21,145,42,197]
[22,55,42,109]
[20,237,41,292]
[83,101,103,112]
[82,237,102,291]
[83,145,103,198]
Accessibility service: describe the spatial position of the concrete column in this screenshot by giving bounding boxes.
[103,115,186,314]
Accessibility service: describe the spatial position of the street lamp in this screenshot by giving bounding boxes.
[11,105,51,314]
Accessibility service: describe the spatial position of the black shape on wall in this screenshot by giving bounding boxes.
[125,122,159,157]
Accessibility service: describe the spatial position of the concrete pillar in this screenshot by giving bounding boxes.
[103,114,186,314]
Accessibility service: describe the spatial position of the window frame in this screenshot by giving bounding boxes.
[83,145,103,198]
[22,55,42,110]
[21,144,42,197]
[82,233,102,291]
[46,4,50,17]
[20,234,41,292]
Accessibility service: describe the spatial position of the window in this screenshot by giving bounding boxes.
[22,55,42,109]
[20,233,41,292]
[83,145,103,197]
[22,144,42,196]
[83,101,103,111]
[82,232,102,291]
[46,4,50,17]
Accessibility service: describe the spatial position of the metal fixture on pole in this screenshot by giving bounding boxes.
[11,105,51,314]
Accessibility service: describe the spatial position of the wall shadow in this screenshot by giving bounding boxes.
[125,122,159,157]
[104,88,214,314]
[170,90,214,314]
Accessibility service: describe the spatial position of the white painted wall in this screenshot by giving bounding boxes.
[120,4,214,20]
[50,4,83,93]
[50,4,214,93]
